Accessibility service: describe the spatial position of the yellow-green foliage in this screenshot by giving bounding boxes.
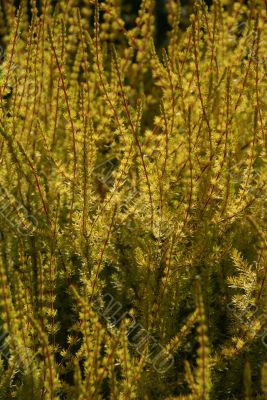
[0,1,266,399]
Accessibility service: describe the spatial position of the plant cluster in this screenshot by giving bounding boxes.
[0,0,266,399]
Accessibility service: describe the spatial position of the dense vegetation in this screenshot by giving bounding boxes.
[0,0,266,399]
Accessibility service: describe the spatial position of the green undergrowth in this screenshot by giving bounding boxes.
[0,0,266,399]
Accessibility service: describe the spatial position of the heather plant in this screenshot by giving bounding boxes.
[0,0,266,399]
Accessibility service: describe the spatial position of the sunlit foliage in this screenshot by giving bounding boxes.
[0,1,266,399]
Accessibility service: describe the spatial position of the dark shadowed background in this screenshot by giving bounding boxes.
[9,0,213,47]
